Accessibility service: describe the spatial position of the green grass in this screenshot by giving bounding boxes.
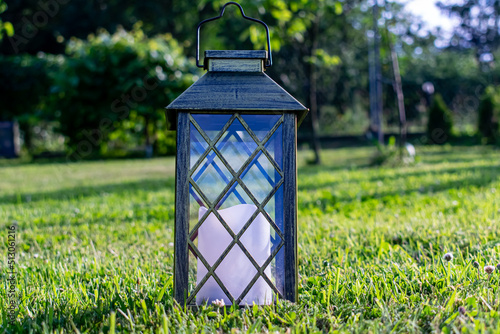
[1,145,500,333]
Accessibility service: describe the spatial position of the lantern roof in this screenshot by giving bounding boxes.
[166,50,308,130]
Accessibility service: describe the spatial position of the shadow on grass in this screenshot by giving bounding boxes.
[421,155,498,165]
[299,162,500,192]
[298,164,371,178]
[0,177,176,205]
[299,164,499,208]
[10,162,490,206]
[298,146,498,178]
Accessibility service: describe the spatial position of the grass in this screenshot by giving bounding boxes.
[1,145,499,333]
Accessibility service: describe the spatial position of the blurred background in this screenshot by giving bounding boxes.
[0,0,499,163]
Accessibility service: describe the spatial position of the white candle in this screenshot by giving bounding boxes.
[196,204,273,305]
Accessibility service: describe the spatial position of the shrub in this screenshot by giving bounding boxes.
[370,136,417,167]
[427,93,453,145]
[477,86,499,144]
[49,23,197,158]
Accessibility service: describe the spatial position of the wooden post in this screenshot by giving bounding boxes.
[388,31,407,153]
[370,2,384,144]
[384,0,407,154]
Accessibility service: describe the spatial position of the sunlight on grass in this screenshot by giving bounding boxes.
[1,146,499,332]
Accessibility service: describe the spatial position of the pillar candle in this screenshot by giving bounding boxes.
[196,204,272,305]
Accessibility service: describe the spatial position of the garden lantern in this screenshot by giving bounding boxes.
[166,2,308,306]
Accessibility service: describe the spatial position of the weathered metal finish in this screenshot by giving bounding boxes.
[206,51,267,73]
[283,112,298,302]
[173,112,190,303]
[166,71,308,129]
[205,50,267,59]
[208,59,264,72]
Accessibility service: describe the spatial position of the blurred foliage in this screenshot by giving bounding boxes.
[1,0,500,157]
[370,135,398,166]
[437,0,500,62]
[0,0,13,40]
[0,53,51,151]
[427,93,454,145]
[0,54,48,121]
[48,23,197,157]
[369,135,416,166]
[477,86,500,144]
[0,0,207,54]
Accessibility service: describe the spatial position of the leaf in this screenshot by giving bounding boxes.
[252,303,258,316]
[3,21,14,37]
[156,284,168,302]
[444,290,457,313]
[247,318,262,333]
[141,299,149,321]
[378,241,391,258]
[334,2,343,15]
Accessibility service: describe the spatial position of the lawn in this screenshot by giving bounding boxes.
[1,146,500,333]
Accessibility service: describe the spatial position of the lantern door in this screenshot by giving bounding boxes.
[174,112,297,306]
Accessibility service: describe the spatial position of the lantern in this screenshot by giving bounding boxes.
[166,2,308,306]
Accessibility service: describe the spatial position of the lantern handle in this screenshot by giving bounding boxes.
[196,1,272,68]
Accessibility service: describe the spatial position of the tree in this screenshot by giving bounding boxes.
[206,0,348,164]
[49,24,197,158]
[427,93,454,144]
[193,0,347,164]
[437,0,500,63]
[0,0,209,55]
[477,86,499,142]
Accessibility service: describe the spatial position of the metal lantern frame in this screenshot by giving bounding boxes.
[166,2,308,306]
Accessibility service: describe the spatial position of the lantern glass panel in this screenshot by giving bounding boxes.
[217,183,252,210]
[193,154,231,205]
[190,124,208,169]
[240,114,281,141]
[241,152,276,203]
[189,184,206,232]
[187,113,285,305]
[216,118,257,172]
[263,125,283,170]
[192,114,232,141]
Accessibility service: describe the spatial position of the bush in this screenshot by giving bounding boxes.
[370,136,417,167]
[427,93,453,145]
[477,86,499,144]
[49,23,197,158]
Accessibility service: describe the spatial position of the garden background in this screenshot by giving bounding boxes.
[1,0,500,332]
[1,0,500,158]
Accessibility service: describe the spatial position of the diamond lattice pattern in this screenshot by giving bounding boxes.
[190,114,284,305]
